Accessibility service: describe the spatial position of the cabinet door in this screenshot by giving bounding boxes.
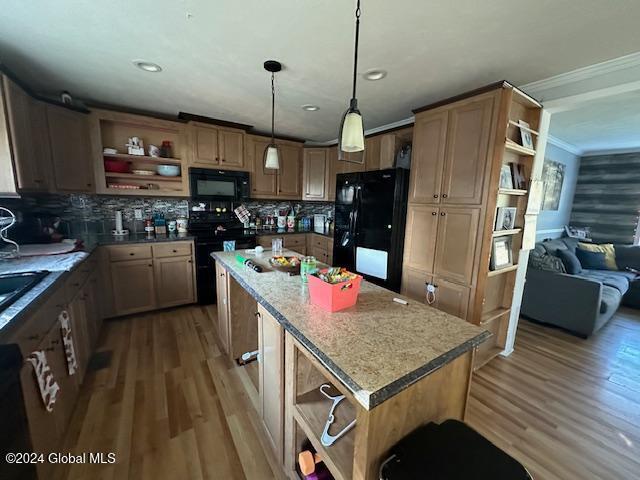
[441,96,494,205]
[403,204,439,273]
[69,295,91,382]
[434,207,480,285]
[192,124,219,166]
[47,105,93,192]
[257,304,284,459]
[277,144,302,198]
[401,268,431,303]
[302,148,327,200]
[218,128,245,168]
[110,259,156,316]
[364,135,381,170]
[433,277,470,320]
[215,263,231,354]
[154,256,195,308]
[326,146,339,201]
[3,77,51,191]
[408,110,448,204]
[249,136,278,198]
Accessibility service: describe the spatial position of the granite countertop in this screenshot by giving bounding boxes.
[0,233,195,336]
[212,249,490,410]
[253,228,333,238]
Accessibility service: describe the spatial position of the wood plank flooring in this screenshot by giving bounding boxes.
[55,305,284,480]
[467,308,640,480]
[57,305,640,480]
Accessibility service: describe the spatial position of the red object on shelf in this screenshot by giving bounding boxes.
[104,157,130,173]
[307,269,362,312]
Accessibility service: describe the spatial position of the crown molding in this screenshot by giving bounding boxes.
[581,146,640,157]
[521,51,640,96]
[546,134,583,156]
[305,116,415,146]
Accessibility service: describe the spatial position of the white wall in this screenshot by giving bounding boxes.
[535,142,581,241]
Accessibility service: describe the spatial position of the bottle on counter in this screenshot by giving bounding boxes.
[144,217,155,235]
[255,215,262,229]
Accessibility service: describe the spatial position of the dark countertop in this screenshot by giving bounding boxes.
[0,233,195,339]
[253,228,333,239]
[212,249,490,410]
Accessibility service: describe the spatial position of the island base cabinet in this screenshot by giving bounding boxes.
[284,333,475,480]
[257,304,285,461]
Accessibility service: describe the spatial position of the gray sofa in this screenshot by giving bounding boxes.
[521,237,640,337]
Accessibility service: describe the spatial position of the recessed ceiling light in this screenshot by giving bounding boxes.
[364,69,387,81]
[302,104,320,112]
[133,60,162,72]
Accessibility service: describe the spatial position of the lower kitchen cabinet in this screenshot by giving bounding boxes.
[110,258,157,316]
[215,262,231,354]
[104,241,196,317]
[257,303,285,460]
[401,268,470,320]
[154,255,196,308]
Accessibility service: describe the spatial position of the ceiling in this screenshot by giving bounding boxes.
[2,1,640,142]
[549,90,640,154]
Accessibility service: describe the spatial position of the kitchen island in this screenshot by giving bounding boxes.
[212,249,489,480]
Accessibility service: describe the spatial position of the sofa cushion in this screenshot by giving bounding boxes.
[615,245,640,271]
[576,269,631,295]
[529,252,566,273]
[598,285,622,323]
[540,239,571,255]
[576,248,608,270]
[578,242,617,270]
[556,249,582,274]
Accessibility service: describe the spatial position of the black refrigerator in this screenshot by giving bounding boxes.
[333,168,410,292]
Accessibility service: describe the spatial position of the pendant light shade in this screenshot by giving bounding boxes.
[264,144,280,169]
[263,60,282,169]
[338,0,365,160]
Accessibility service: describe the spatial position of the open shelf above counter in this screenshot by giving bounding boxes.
[103,152,183,164]
[105,172,182,182]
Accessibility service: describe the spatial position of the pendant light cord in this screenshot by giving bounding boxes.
[271,72,276,143]
[351,0,361,101]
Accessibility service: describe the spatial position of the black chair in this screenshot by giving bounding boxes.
[379,419,532,480]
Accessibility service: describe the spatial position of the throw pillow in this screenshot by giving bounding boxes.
[614,245,640,271]
[528,252,566,273]
[556,249,582,274]
[578,242,617,270]
[576,248,608,270]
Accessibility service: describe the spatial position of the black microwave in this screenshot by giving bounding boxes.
[189,168,250,201]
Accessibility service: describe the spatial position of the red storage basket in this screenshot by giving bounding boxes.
[307,269,362,312]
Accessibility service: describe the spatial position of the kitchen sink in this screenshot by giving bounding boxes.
[0,271,49,313]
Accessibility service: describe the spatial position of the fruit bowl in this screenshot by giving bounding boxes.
[269,256,301,274]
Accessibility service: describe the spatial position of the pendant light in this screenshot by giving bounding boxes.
[338,0,365,160]
[263,60,282,169]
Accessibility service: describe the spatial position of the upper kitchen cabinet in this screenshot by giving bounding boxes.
[47,104,94,193]
[410,93,496,206]
[89,109,190,196]
[190,121,245,170]
[246,135,302,200]
[302,148,328,200]
[2,76,53,192]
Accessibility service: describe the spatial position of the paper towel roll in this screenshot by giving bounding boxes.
[115,211,123,232]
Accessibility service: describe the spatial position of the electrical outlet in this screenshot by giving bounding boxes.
[134,209,143,220]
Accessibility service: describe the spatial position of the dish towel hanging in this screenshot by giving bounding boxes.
[25,350,60,413]
[59,310,77,376]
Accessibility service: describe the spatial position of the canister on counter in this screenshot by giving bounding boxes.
[300,256,317,283]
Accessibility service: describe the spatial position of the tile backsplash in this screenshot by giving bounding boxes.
[0,194,334,239]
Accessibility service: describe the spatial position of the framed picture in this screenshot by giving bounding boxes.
[518,120,535,149]
[541,159,565,211]
[491,236,513,271]
[495,206,517,231]
[499,164,513,189]
[510,162,527,190]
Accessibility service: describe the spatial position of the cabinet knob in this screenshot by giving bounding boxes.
[172,249,177,253]
[254,312,262,319]
[129,252,135,256]
[188,260,193,263]
[27,334,40,341]
[221,158,226,162]
[433,194,439,198]
[432,212,437,216]
[215,157,219,162]
[87,183,92,187]
[442,193,448,198]
[440,212,446,216]
[148,264,153,267]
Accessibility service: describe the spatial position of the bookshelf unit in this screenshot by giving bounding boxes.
[473,84,544,369]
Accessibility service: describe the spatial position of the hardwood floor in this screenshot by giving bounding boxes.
[57,305,640,480]
[56,305,284,480]
[467,309,640,480]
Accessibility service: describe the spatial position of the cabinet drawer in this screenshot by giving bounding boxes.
[256,236,275,248]
[65,257,95,294]
[283,234,306,248]
[310,234,328,250]
[106,244,152,262]
[152,242,192,258]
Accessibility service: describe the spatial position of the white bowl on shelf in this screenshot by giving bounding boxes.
[157,165,180,177]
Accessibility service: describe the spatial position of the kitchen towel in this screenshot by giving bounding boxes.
[26,350,60,413]
[234,205,250,224]
[59,310,78,376]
